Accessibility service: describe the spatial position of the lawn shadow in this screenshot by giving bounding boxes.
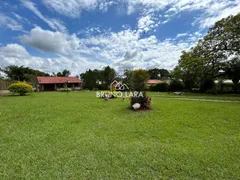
[0,93,33,98]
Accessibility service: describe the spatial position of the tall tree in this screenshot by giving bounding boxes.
[148,68,169,80]
[123,69,133,89]
[80,69,96,90]
[103,66,116,88]
[175,13,240,90]
[62,69,70,77]
[131,69,149,91]
[198,13,240,84]
[0,65,49,81]
[55,69,71,77]
[80,69,104,90]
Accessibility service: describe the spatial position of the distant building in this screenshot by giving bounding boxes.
[145,79,163,88]
[37,76,82,91]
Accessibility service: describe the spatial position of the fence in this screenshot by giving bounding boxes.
[0,80,12,90]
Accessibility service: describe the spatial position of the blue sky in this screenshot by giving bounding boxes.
[0,0,240,75]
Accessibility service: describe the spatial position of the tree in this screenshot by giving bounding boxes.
[169,80,185,91]
[176,49,207,89]
[80,69,97,90]
[197,13,240,85]
[57,72,63,77]
[103,66,116,88]
[175,13,240,91]
[224,59,240,92]
[55,69,71,77]
[169,66,183,80]
[131,69,149,91]
[1,65,27,81]
[122,69,133,89]
[62,69,70,77]
[148,68,169,80]
[0,65,49,81]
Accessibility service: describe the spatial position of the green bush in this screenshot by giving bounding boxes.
[169,80,184,91]
[149,85,156,91]
[149,82,169,92]
[206,89,217,94]
[8,82,33,96]
[155,82,169,92]
[59,88,72,92]
[200,79,215,92]
[220,83,233,93]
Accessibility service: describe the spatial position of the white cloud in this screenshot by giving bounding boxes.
[17,23,203,73]
[20,27,81,55]
[137,15,158,33]
[81,29,192,71]
[0,44,105,75]
[198,2,240,28]
[123,0,240,29]
[0,13,23,31]
[2,0,239,75]
[21,0,66,32]
[0,44,29,58]
[42,0,114,18]
[176,33,189,38]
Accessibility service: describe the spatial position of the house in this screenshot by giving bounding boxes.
[37,76,82,91]
[145,79,163,88]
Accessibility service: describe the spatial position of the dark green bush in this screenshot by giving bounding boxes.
[200,79,215,92]
[149,85,156,91]
[155,82,169,92]
[96,84,106,90]
[169,80,184,91]
[149,82,169,92]
[220,83,233,93]
[206,89,217,94]
[8,82,33,96]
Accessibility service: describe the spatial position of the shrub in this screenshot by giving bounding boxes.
[200,79,215,93]
[130,92,151,110]
[206,89,217,94]
[155,82,169,92]
[217,83,233,93]
[149,85,156,91]
[149,82,169,92]
[8,82,33,96]
[59,88,72,92]
[97,84,106,90]
[169,80,184,91]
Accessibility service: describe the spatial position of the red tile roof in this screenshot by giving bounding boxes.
[146,79,162,84]
[37,76,81,84]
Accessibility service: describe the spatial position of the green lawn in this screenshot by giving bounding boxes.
[149,92,240,101]
[0,91,240,179]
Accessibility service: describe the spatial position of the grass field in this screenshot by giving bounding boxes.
[0,91,240,179]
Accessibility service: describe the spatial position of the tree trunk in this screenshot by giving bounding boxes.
[232,77,239,93]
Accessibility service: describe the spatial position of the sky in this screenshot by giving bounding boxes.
[0,0,240,75]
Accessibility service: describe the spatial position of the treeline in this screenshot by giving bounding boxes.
[0,66,72,81]
[0,65,73,87]
[80,67,170,90]
[171,13,240,93]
